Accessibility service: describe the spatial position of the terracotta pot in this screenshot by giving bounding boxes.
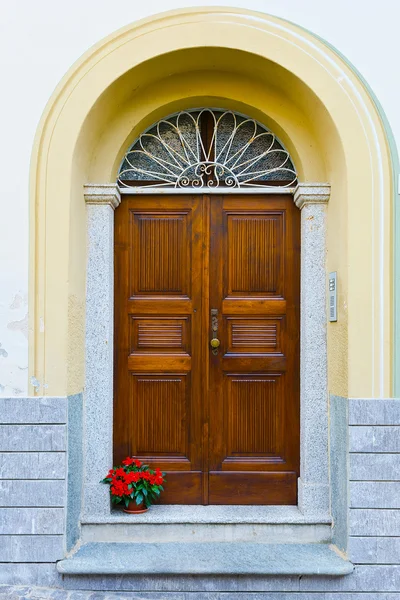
[123,500,149,514]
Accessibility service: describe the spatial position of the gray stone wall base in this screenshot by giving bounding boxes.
[0,565,61,587]
[330,395,349,552]
[1,587,399,600]
[60,574,315,593]
[66,393,83,551]
[59,566,399,593]
[1,393,400,596]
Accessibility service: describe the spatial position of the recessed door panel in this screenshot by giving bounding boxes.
[132,374,189,457]
[130,317,190,354]
[225,213,283,297]
[226,374,283,458]
[225,317,283,354]
[131,212,190,297]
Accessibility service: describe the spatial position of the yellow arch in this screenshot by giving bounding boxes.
[29,7,393,399]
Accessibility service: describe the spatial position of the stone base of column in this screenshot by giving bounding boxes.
[298,478,331,516]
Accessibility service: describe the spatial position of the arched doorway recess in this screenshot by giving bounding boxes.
[29,8,394,524]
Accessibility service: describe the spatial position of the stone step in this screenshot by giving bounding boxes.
[81,505,333,544]
[81,521,332,544]
[82,504,333,524]
[57,542,353,577]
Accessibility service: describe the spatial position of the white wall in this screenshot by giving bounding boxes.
[0,0,398,396]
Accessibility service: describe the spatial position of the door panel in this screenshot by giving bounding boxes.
[208,195,300,504]
[114,196,204,504]
[114,193,300,505]
[208,472,297,505]
[226,317,283,354]
[225,212,283,296]
[132,374,189,457]
[131,212,190,297]
[226,374,283,458]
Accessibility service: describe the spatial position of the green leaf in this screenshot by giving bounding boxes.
[136,493,144,505]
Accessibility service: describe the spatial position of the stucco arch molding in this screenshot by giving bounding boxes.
[29,9,393,405]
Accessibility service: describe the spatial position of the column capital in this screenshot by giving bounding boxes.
[294,183,331,210]
[84,183,121,209]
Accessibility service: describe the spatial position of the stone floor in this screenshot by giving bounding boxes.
[2,588,400,600]
[0,588,171,600]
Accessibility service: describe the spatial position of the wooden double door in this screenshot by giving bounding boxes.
[114,194,300,505]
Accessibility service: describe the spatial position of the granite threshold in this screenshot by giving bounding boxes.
[57,542,353,577]
[82,505,332,524]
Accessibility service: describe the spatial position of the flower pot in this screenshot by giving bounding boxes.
[123,501,149,514]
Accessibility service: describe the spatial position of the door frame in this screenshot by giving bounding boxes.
[82,181,330,520]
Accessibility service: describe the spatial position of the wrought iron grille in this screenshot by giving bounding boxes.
[118,109,297,189]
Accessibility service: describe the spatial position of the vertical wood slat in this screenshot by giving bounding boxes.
[138,216,183,292]
[135,377,186,455]
[229,216,279,293]
[229,378,277,454]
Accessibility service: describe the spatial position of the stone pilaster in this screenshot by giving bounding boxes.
[294,183,331,515]
[82,184,121,519]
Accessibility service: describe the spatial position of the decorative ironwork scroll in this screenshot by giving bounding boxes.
[118,109,297,189]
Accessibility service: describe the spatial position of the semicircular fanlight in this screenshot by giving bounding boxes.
[118,109,297,189]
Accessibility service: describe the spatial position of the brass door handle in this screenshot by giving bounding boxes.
[210,309,220,355]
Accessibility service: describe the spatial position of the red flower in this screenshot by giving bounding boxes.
[154,468,164,485]
[110,478,130,497]
[122,457,142,468]
[125,471,140,484]
[103,460,165,504]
